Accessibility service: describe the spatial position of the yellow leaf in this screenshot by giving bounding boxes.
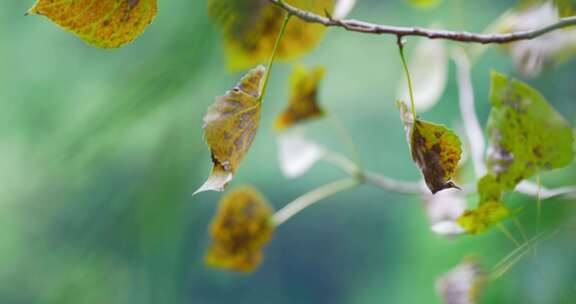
[274,65,326,131]
[209,0,334,70]
[205,186,274,272]
[27,0,157,48]
[195,66,265,194]
[457,201,511,235]
[397,101,463,194]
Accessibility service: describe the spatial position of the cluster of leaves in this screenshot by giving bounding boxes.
[26,0,576,302]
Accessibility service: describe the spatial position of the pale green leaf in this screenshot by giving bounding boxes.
[487,72,574,191]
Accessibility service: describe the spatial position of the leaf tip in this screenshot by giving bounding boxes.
[193,171,233,196]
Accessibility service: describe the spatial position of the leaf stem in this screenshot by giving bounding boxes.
[397,37,417,121]
[272,178,360,226]
[259,12,292,104]
[489,233,543,281]
[497,223,521,248]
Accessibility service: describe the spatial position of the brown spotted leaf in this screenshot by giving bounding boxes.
[274,65,325,131]
[397,101,463,194]
[195,66,265,194]
[208,0,334,70]
[27,0,157,48]
[205,186,274,272]
[487,72,574,191]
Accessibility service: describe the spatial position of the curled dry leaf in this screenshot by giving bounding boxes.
[397,36,448,112]
[436,259,487,304]
[205,186,274,272]
[487,72,574,191]
[208,0,334,70]
[195,66,265,195]
[493,1,576,77]
[278,131,325,178]
[397,101,463,194]
[27,0,157,48]
[423,188,466,236]
[275,65,326,131]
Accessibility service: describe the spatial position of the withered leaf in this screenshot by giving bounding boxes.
[205,186,274,272]
[274,65,326,131]
[195,66,265,194]
[487,72,574,191]
[27,0,157,48]
[397,101,463,194]
[208,0,334,70]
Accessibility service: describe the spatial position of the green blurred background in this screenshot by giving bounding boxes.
[1,0,575,303]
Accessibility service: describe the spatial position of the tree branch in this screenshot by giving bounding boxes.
[268,0,576,44]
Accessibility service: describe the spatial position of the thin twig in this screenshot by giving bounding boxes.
[325,149,576,199]
[272,178,360,225]
[362,171,425,195]
[453,48,486,178]
[268,0,576,44]
[516,181,576,200]
[323,150,424,194]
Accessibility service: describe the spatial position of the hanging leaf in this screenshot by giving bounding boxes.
[436,259,487,304]
[487,72,574,191]
[492,1,576,77]
[205,186,274,272]
[333,0,357,19]
[195,66,265,194]
[208,0,334,70]
[397,101,463,194]
[27,0,157,48]
[277,131,325,178]
[275,65,326,131]
[408,0,443,9]
[397,37,448,112]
